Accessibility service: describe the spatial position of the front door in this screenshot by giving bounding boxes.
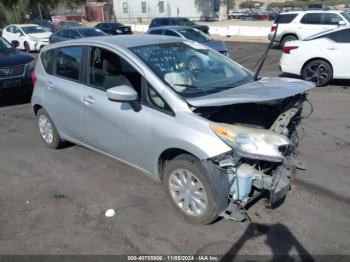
[80,46,153,171]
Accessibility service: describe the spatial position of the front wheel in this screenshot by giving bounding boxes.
[164,154,229,224]
[302,60,333,87]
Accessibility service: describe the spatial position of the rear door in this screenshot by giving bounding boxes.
[43,46,87,142]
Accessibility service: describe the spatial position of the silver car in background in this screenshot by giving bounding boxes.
[31,35,314,224]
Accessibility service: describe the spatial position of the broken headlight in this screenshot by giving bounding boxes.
[210,123,290,162]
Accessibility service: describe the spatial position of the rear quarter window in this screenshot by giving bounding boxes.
[41,49,56,74]
[275,14,298,24]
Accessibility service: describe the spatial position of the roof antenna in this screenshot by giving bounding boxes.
[253,22,279,81]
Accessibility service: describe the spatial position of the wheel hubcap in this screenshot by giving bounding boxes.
[168,169,208,217]
[38,115,54,144]
[305,63,329,86]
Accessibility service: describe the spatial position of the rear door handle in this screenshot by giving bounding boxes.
[81,95,95,105]
[46,81,54,90]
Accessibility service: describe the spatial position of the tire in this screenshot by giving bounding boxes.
[280,35,297,48]
[24,41,31,53]
[302,59,333,87]
[37,108,63,149]
[164,154,230,224]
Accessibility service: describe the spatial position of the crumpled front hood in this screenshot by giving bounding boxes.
[187,77,315,107]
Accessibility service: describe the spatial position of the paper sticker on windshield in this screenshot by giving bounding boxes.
[184,41,208,50]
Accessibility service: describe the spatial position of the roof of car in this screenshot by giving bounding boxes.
[46,35,183,49]
[152,17,188,20]
[280,10,345,15]
[9,24,39,27]
[148,26,196,31]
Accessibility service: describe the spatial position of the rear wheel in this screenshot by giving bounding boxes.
[37,108,63,149]
[280,35,297,48]
[164,154,229,224]
[302,60,333,87]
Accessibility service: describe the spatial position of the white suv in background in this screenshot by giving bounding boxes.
[2,24,52,52]
[268,11,350,47]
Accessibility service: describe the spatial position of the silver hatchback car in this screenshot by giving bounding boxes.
[32,35,314,224]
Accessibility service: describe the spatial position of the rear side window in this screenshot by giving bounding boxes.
[160,19,170,26]
[300,13,322,24]
[41,49,55,74]
[56,47,83,81]
[275,14,298,24]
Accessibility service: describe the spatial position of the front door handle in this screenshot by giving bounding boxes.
[81,95,95,105]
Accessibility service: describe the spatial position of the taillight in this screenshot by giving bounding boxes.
[282,46,298,54]
[31,68,37,86]
[271,25,277,32]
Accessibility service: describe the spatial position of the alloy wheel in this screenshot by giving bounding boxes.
[38,114,54,144]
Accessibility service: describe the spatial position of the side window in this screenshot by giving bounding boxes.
[56,47,83,81]
[146,82,172,114]
[88,47,142,95]
[149,29,163,35]
[322,13,342,25]
[41,49,56,74]
[300,13,322,24]
[160,19,169,26]
[57,30,68,37]
[6,26,14,33]
[164,30,179,37]
[13,27,22,35]
[67,30,80,39]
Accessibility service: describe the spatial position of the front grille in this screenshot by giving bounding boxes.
[0,65,26,79]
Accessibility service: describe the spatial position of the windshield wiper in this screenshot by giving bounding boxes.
[173,83,202,91]
[253,23,279,81]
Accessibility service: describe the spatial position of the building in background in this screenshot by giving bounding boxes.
[113,0,228,22]
[85,2,114,22]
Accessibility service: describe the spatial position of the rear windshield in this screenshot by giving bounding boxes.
[275,14,298,24]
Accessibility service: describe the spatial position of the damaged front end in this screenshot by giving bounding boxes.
[192,90,312,221]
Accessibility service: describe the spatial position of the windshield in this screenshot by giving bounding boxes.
[177,18,195,26]
[178,28,211,42]
[21,26,46,34]
[0,37,12,50]
[130,42,252,98]
[341,12,350,22]
[79,28,106,37]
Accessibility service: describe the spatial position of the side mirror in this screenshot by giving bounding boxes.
[338,21,346,26]
[107,85,141,112]
[107,85,138,102]
[11,40,19,48]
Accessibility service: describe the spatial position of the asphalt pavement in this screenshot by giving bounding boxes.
[0,42,349,257]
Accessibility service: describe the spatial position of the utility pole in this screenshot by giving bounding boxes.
[38,3,43,21]
[11,5,18,24]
